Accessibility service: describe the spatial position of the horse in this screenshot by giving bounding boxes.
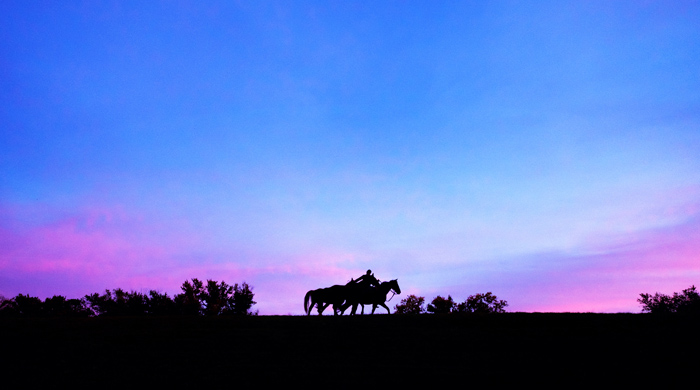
[340,279,401,315]
[303,284,347,315]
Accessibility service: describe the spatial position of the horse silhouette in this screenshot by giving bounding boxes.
[340,279,401,315]
[304,279,401,315]
[304,284,347,315]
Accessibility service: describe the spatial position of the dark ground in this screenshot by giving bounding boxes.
[2,313,697,386]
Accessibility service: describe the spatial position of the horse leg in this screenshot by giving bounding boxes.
[371,304,377,314]
[318,302,330,315]
[378,302,390,314]
[311,300,321,315]
[338,301,350,315]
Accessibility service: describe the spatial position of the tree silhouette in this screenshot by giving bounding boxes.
[0,295,11,316]
[230,282,257,315]
[2,278,255,317]
[173,278,257,316]
[175,278,206,316]
[427,295,456,314]
[84,290,114,316]
[12,294,43,316]
[455,292,508,313]
[84,289,149,316]
[43,295,69,316]
[147,290,177,316]
[122,289,149,316]
[394,294,425,314]
[0,294,91,317]
[203,279,233,316]
[65,297,92,317]
[638,285,700,314]
[43,295,91,317]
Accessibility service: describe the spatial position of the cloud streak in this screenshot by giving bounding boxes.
[2,198,700,314]
[0,202,370,313]
[440,212,700,313]
[0,203,190,297]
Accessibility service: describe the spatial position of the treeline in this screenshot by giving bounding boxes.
[394,292,508,314]
[392,285,700,315]
[0,278,256,318]
[638,285,699,314]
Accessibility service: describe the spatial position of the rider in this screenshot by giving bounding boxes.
[353,270,380,289]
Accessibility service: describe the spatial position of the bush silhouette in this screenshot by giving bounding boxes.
[455,292,508,313]
[0,294,91,317]
[175,278,206,316]
[0,278,256,317]
[203,279,233,316]
[427,295,456,314]
[394,294,425,314]
[84,289,149,316]
[638,285,700,314]
[174,278,257,316]
[43,295,91,317]
[230,282,257,316]
[147,290,178,316]
[3,294,43,317]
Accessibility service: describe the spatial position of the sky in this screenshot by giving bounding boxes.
[1,1,699,314]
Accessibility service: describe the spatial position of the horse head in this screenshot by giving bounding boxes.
[389,279,401,295]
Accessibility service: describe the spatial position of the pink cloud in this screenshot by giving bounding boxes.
[0,203,199,299]
[5,197,698,315]
[0,202,372,314]
[503,215,700,313]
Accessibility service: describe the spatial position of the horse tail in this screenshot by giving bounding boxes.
[304,290,312,315]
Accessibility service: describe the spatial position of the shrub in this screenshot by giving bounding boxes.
[427,295,456,314]
[230,282,257,316]
[638,285,700,314]
[455,292,508,314]
[394,294,425,314]
[173,278,257,316]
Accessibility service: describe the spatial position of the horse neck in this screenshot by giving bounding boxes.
[379,281,392,293]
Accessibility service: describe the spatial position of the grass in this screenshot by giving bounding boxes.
[2,313,698,386]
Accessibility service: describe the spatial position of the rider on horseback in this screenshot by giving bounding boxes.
[353,270,380,289]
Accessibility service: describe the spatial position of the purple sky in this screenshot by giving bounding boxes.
[2,1,700,314]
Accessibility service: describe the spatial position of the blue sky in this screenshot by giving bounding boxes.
[2,1,700,314]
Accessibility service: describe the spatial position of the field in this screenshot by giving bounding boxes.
[3,313,697,386]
